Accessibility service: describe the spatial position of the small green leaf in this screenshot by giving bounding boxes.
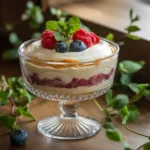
[144,89,150,100]
[1,75,9,89]
[27,1,34,9]
[5,23,13,31]
[9,32,20,45]
[66,16,80,35]
[132,15,140,22]
[131,90,144,102]
[54,31,67,41]
[120,73,132,85]
[16,106,36,121]
[105,90,112,106]
[50,7,57,15]
[125,25,140,32]
[127,34,140,40]
[112,94,129,110]
[32,32,41,38]
[103,122,115,130]
[32,7,44,24]
[2,49,19,60]
[120,106,139,124]
[0,115,16,131]
[46,21,58,31]
[119,60,145,74]
[106,130,122,142]
[106,33,114,41]
[28,21,41,29]
[0,90,9,106]
[103,109,111,122]
[138,84,149,89]
[123,141,132,150]
[143,142,150,150]
[128,83,139,93]
[129,9,133,20]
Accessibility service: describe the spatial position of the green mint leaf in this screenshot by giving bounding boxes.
[32,6,44,24]
[5,23,13,31]
[129,9,133,20]
[123,141,132,150]
[120,73,132,85]
[57,21,67,32]
[143,142,150,150]
[0,115,16,131]
[46,21,58,31]
[32,32,41,38]
[54,31,67,41]
[106,130,122,142]
[119,60,145,74]
[105,90,112,106]
[103,123,123,142]
[106,33,114,41]
[66,16,80,35]
[103,122,115,130]
[125,25,140,33]
[132,15,140,23]
[111,94,129,110]
[50,7,57,15]
[120,106,139,124]
[2,49,19,60]
[27,1,34,10]
[144,89,150,100]
[16,106,36,121]
[138,83,149,89]
[103,109,111,122]
[9,32,21,46]
[28,21,41,29]
[128,83,139,93]
[0,90,9,106]
[1,75,9,89]
[131,90,144,102]
[127,34,140,40]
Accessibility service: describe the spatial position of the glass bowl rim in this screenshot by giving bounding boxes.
[18,37,119,65]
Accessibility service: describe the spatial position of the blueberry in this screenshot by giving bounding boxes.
[69,40,87,52]
[10,129,28,145]
[55,42,68,53]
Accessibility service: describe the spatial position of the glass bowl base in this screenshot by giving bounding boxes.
[37,115,101,140]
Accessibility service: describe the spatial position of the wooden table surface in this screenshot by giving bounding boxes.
[0,58,150,150]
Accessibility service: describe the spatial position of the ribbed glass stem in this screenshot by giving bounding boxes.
[59,100,80,118]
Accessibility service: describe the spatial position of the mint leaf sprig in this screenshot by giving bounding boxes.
[0,76,35,131]
[46,16,81,41]
[106,9,140,45]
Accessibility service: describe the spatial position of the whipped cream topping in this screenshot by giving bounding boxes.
[25,40,114,62]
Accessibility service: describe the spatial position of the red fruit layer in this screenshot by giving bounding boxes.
[73,28,100,48]
[41,30,56,49]
[27,68,114,88]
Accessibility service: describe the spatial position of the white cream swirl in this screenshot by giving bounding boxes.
[25,40,114,62]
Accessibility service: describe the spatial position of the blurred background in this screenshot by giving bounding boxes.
[0,0,150,80]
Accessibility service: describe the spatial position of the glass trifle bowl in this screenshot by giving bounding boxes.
[18,37,119,140]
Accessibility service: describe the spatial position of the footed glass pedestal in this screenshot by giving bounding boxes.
[37,100,100,140]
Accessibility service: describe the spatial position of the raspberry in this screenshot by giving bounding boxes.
[73,28,100,48]
[90,32,100,43]
[41,30,56,49]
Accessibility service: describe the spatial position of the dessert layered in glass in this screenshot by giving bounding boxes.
[19,38,118,95]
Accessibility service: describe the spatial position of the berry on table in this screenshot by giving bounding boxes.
[41,30,56,49]
[55,42,68,53]
[69,40,87,52]
[10,129,28,145]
